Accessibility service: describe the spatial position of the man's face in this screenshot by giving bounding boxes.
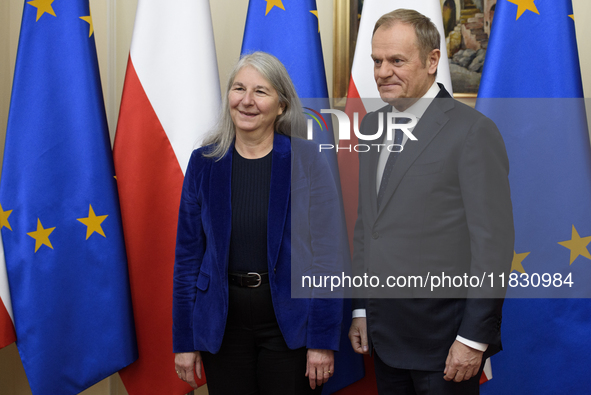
[371,22,439,110]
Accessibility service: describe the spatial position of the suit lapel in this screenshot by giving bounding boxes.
[267,133,291,272]
[209,143,233,275]
[376,87,454,217]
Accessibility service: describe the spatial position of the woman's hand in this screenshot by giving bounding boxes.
[174,351,202,389]
[305,348,334,389]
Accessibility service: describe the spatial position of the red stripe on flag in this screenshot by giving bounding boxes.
[113,57,201,394]
[338,78,367,253]
[0,300,16,349]
[336,78,380,394]
[480,358,492,384]
[332,355,378,395]
[479,371,488,385]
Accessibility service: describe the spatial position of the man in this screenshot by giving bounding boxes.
[348,9,514,395]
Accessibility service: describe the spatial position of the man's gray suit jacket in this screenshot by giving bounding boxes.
[352,85,515,371]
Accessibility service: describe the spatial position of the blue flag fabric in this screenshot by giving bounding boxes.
[0,1,137,394]
[241,1,364,393]
[477,0,591,393]
[241,0,328,98]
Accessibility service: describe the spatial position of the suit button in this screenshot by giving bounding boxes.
[372,232,379,239]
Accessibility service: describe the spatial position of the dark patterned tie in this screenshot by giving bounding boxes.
[377,123,404,209]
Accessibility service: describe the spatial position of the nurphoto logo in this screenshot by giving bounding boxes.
[304,109,418,152]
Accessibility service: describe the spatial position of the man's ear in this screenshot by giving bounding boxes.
[427,49,441,75]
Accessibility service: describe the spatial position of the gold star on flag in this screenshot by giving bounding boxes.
[27,0,56,22]
[0,204,12,231]
[511,251,530,274]
[27,218,56,253]
[310,10,319,32]
[80,9,94,37]
[507,0,539,20]
[0,204,12,230]
[558,225,591,265]
[569,14,574,21]
[265,0,285,16]
[77,205,108,240]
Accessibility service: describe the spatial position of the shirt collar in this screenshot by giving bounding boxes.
[391,81,440,119]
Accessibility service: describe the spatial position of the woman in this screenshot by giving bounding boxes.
[172,52,344,395]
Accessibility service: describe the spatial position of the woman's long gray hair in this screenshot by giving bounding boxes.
[202,51,307,159]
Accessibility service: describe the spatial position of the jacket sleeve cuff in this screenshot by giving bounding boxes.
[172,324,195,353]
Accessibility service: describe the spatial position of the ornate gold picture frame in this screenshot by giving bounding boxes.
[332,0,498,102]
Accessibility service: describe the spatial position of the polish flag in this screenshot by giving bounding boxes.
[113,1,220,394]
[480,358,493,384]
[0,237,16,349]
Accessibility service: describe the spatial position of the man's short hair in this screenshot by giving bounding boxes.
[373,9,440,66]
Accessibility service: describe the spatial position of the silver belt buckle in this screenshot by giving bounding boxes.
[247,272,262,288]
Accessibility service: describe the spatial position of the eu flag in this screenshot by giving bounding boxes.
[477,0,591,393]
[241,1,363,393]
[0,1,137,393]
[241,0,328,98]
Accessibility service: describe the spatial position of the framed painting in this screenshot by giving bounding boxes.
[443,0,497,97]
[332,0,497,100]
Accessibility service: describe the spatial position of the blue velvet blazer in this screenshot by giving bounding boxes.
[172,133,344,354]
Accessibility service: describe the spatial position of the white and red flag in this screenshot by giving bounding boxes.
[0,236,16,349]
[480,358,493,384]
[113,1,220,393]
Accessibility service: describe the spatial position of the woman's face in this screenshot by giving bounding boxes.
[229,66,284,138]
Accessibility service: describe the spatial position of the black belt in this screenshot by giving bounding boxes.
[228,272,269,288]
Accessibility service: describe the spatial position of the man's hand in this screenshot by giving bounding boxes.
[174,351,202,389]
[348,317,369,354]
[443,340,483,382]
[306,349,334,389]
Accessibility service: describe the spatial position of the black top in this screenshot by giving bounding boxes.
[228,148,272,274]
